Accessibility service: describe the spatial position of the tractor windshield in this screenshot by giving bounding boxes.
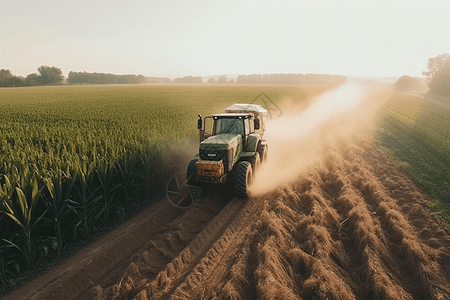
[213,118,245,137]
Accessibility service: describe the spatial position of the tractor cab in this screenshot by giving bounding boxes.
[212,113,255,146]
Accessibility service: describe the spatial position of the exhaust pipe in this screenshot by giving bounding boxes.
[198,115,204,143]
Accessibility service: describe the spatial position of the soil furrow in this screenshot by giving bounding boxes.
[89,189,238,299]
[167,196,265,299]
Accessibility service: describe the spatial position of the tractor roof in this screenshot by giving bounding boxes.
[224,103,268,115]
[213,113,252,118]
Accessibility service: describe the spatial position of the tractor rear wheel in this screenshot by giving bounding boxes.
[258,143,268,163]
[233,161,252,198]
[247,152,260,175]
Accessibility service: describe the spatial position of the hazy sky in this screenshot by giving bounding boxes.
[1,0,449,78]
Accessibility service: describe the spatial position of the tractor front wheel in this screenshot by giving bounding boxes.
[233,161,252,198]
[187,159,200,187]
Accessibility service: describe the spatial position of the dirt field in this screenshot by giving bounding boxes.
[3,83,450,299]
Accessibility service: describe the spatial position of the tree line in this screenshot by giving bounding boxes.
[206,75,234,84]
[235,73,346,85]
[0,66,150,87]
[4,55,449,94]
[170,75,203,83]
[0,66,64,87]
[67,71,147,84]
[171,73,347,85]
[0,71,347,87]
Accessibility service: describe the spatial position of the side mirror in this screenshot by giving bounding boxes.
[254,118,260,130]
[197,115,202,130]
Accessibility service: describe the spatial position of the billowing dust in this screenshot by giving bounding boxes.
[251,80,382,196]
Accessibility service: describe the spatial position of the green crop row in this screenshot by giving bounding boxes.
[0,84,331,291]
[375,91,450,230]
[382,93,450,153]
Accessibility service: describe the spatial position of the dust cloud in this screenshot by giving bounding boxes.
[160,137,199,174]
[250,80,375,196]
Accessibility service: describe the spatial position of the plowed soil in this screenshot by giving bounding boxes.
[3,84,450,299]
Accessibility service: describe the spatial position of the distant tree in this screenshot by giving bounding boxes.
[422,53,450,83]
[207,77,216,84]
[3,76,26,87]
[248,74,262,84]
[37,65,64,85]
[236,75,247,84]
[0,69,26,87]
[67,71,148,84]
[216,75,228,84]
[228,79,235,84]
[136,75,148,83]
[427,63,450,96]
[393,76,427,92]
[236,73,346,85]
[235,74,263,84]
[0,69,13,86]
[26,73,40,86]
[422,53,450,96]
[147,76,171,83]
[0,69,12,78]
[171,76,203,84]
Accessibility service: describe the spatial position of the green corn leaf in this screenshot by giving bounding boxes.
[3,212,27,233]
[15,187,30,226]
[2,238,22,251]
[31,208,48,230]
[46,178,55,199]
[32,177,39,200]
[0,185,6,199]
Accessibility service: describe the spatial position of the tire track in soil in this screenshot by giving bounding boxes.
[88,186,246,300]
[91,139,450,300]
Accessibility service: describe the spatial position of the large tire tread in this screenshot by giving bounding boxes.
[234,161,252,198]
[257,143,268,163]
[247,152,260,175]
[187,159,200,186]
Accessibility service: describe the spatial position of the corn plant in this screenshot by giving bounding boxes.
[95,159,122,223]
[0,175,46,269]
[67,166,103,240]
[43,172,74,253]
[0,214,11,281]
[135,147,161,201]
[116,152,141,213]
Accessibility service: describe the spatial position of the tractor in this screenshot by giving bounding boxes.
[187,103,268,198]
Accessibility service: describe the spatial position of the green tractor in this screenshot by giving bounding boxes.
[187,103,268,198]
